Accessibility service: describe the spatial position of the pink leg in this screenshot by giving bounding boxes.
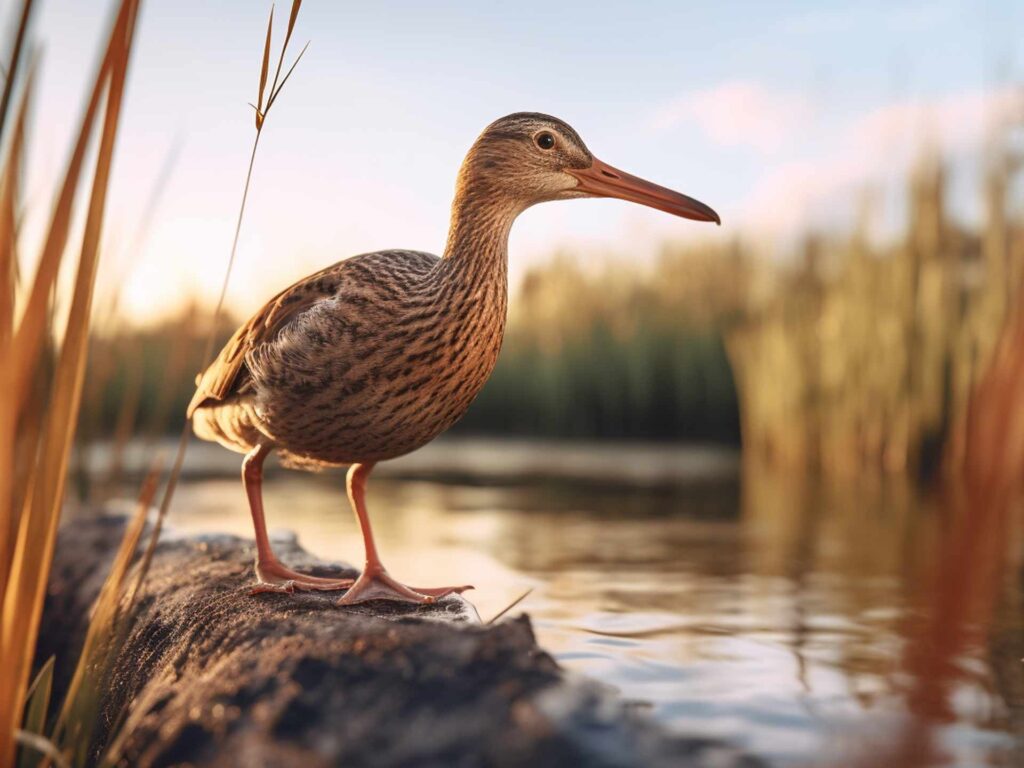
[336,462,473,606]
[243,444,353,594]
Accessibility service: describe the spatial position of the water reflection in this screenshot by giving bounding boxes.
[165,453,1023,767]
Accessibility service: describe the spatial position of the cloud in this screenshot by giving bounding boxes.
[850,86,1024,161]
[651,80,813,154]
[736,85,1024,238]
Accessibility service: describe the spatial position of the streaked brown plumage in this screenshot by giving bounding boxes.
[189,112,719,604]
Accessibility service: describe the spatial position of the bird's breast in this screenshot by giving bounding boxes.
[253,282,507,464]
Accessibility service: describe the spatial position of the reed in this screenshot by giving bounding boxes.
[3,1,314,763]
[146,0,309,559]
[0,1,141,764]
[459,249,745,442]
[48,465,161,767]
[726,116,1024,479]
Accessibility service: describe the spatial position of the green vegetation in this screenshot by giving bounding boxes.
[458,252,743,443]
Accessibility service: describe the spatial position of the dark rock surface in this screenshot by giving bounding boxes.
[40,515,768,768]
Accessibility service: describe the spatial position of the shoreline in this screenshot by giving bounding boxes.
[81,436,742,491]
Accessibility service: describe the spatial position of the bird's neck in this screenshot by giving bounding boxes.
[437,189,518,298]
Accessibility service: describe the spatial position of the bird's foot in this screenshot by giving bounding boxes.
[335,564,472,606]
[250,559,354,595]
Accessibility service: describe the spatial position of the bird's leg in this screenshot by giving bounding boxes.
[243,444,353,594]
[336,462,473,606]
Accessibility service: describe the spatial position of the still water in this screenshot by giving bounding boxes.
[161,440,1023,767]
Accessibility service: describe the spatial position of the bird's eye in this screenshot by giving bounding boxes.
[535,132,555,150]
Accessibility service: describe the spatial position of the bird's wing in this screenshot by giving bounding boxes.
[187,261,346,418]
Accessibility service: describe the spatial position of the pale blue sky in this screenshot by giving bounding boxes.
[18,0,1024,321]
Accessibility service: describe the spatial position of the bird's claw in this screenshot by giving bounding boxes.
[250,579,296,595]
[250,558,354,595]
[335,565,472,606]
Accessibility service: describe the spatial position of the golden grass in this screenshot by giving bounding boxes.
[0,0,33,142]
[51,463,160,767]
[724,139,1024,479]
[0,0,141,764]
[0,1,313,762]
[485,588,533,625]
[0,33,32,604]
[153,0,309,538]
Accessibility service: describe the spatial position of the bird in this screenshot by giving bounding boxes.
[188,112,719,605]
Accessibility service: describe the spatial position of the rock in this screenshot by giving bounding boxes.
[40,515,768,768]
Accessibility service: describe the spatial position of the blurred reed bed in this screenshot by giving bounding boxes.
[842,175,1024,768]
[0,0,147,765]
[459,249,746,442]
[75,303,227,500]
[728,115,1024,480]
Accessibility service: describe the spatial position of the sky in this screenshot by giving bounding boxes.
[15,0,1024,323]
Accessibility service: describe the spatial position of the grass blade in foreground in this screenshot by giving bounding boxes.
[17,656,52,768]
[53,462,161,767]
[0,1,141,764]
[150,0,310,601]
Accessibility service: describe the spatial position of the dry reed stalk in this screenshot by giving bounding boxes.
[0,0,35,143]
[2,2,309,762]
[9,6,120,416]
[143,304,197,440]
[99,334,144,496]
[74,315,122,503]
[77,138,180,500]
[14,731,67,768]
[0,1,140,763]
[51,461,161,767]
[71,15,316,761]
[0,59,32,602]
[846,292,1024,768]
[149,0,309,583]
[485,588,533,625]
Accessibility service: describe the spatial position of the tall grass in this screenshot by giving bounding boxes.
[459,251,745,443]
[727,119,1024,479]
[2,1,313,763]
[0,1,142,765]
[146,0,309,564]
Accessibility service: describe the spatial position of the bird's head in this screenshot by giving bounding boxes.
[457,112,719,225]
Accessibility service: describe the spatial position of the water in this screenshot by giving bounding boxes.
[156,440,1024,767]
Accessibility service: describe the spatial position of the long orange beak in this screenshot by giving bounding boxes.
[568,157,720,225]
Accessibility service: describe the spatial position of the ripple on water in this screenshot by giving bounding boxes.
[165,466,1024,768]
